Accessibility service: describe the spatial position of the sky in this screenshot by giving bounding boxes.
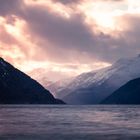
[0,0,140,81]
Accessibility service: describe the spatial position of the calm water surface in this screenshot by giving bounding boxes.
[0,105,140,140]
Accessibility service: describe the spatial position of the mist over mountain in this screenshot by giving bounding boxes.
[0,58,64,104]
[46,77,74,97]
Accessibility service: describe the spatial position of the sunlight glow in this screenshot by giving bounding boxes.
[1,0,139,80]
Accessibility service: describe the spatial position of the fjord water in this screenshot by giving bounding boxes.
[0,105,140,140]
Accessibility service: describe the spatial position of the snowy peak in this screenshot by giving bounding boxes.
[55,54,140,104]
[113,55,140,68]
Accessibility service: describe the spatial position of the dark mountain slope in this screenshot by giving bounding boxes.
[102,78,140,104]
[0,58,64,104]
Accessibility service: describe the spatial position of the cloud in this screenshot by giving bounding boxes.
[0,0,24,16]
[0,0,140,80]
[54,0,124,4]
[53,0,81,4]
[23,10,95,59]
[22,3,139,63]
[16,2,113,63]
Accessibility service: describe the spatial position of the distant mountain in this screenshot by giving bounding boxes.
[28,68,53,87]
[0,58,64,104]
[56,55,140,104]
[28,68,74,97]
[47,77,74,97]
[101,78,140,104]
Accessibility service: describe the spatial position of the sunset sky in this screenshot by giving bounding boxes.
[0,0,140,81]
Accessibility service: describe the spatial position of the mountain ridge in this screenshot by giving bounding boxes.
[101,78,140,104]
[0,58,64,104]
[54,55,140,104]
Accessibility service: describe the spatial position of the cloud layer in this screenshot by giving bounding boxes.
[0,0,140,80]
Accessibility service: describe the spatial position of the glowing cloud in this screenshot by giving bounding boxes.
[0,0,140,81]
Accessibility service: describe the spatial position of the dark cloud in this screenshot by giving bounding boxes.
[0,0,24,16]
[0,0,140,65]
[19,4,125,63]
[54,0,124,4]
[53,0,81,4]
[24,10,94,51]
[17,2,140,63]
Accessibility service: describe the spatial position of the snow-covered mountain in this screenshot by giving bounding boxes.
[28,68,74,97]
[55,54,140,104]
[46,77,74,97]
[28,68,53,87]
